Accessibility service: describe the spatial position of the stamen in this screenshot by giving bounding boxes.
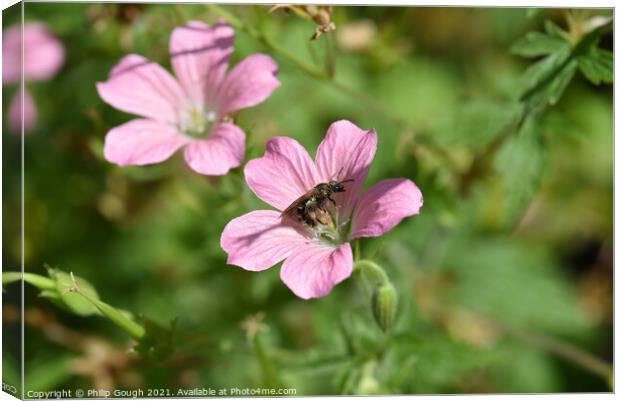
[179,103,218,138]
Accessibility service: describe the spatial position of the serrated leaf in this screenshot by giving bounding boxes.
[511,31,568,57]
[544,20,567,39]
[435,100,522,149]
[521,48,576,109]
[494,118,547,226]
[578,47,613,85]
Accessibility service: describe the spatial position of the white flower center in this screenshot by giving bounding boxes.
[179,104,218,138]
[309,206,352,247]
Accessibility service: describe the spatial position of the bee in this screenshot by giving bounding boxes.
[281,179,354,227]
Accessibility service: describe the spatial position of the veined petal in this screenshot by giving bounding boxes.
[183,123,245,175]
[103,119,189,166]
[218,54,280,115]
[352,178,423,238]
[316,120,377,213]
[170,20,234,107]
[96,54,186,124]
[221,210,308,271]
[280,242,353,299]
[8,88,37,134]
[244,136,319,211]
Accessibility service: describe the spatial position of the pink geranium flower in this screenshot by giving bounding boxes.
[3,22,65,133]
[96,20,280,175]
[221,120,424,299]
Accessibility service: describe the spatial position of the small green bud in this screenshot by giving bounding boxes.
[371,282,397,332]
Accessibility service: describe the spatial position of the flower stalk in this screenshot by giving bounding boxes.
[354,260,398,332]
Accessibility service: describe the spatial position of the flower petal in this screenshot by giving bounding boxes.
[315,120,378,212]
[244,136,319,210]
[221,210,308,271]
[8,88,37,134]
[103,119,189,166]
[96,54,186,124]
[352,178,423,238]
[183,123,245,175]
[3,22,65,85]
[218,53,280,115]
[170,20,234,107]
[280,243,353,299]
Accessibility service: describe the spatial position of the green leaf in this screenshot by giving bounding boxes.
[387,334,494,393]
[48,268,101,317]
[578,47,613,85]
[511,31,568,57]
[544,20,567,39]
[434,100,522,149]
[494,117,547,226]
[444,237,591,337]
[520,48,576,108]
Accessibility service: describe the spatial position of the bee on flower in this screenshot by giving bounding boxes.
[221,120,423,299]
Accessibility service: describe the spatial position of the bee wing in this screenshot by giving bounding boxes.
[280,192,312,221]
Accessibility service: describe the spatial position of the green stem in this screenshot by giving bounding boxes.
[354,259,390,285]
[3,272,56,291]
[324,32,336,78]
[208,4,327,80]
[67,273,145,340]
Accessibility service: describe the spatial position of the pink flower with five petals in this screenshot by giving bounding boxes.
[221,120,423,299]
[96,21,280,175]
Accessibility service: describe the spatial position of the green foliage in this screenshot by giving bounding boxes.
[434,100,522,149]
[494,117,547,227]
[514,17,613,111]
[444,237,590,336]
[48,267,102,317]
[2,4,612,396]
[577,47,613,84]
[133,318,176,362]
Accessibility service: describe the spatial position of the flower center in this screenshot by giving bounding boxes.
[179,104,218,138]
[310,206,352,247]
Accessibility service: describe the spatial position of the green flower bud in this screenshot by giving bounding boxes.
[371,282,397,332]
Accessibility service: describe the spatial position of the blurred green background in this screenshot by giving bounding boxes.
[2,3,613,395]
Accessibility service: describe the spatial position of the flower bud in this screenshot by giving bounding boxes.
[371,282,397,332]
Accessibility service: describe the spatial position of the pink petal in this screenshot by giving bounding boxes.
[352,178,423,238]
[8,88,37,134]
[221,210,308,271]
[169,20,234,107]
[103,119,189,166]
[218,54,280,115]
[2,24,22,85]
[183,123,245,175]
[280,243,353,299]
[244,136,319,210]
[3,22,65,85]
[315,120,378,213]
[96,54,186,124]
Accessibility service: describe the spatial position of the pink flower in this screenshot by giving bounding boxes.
[221,120,424,299]
[3,22,65,134]
[96,20,280,175]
